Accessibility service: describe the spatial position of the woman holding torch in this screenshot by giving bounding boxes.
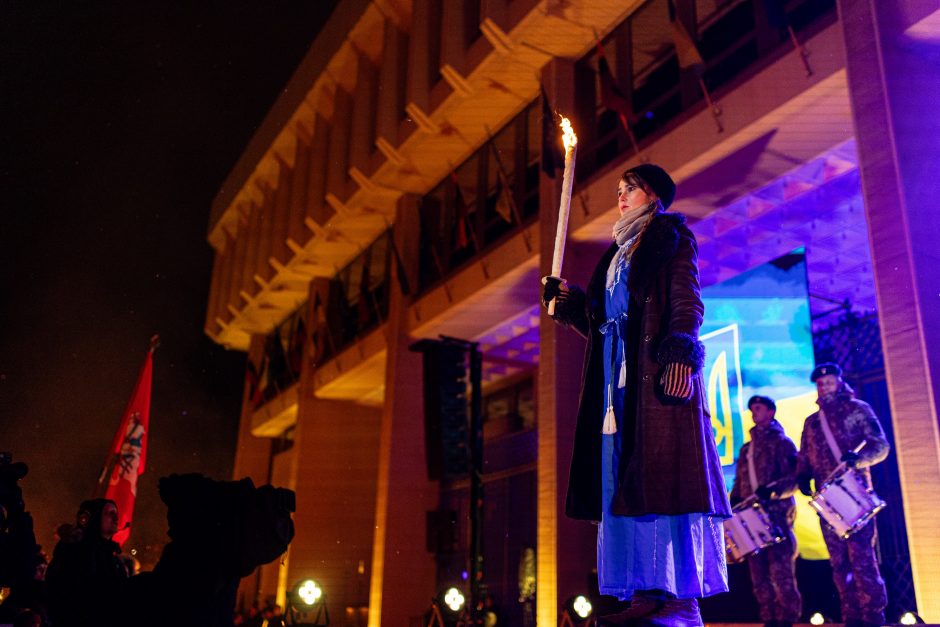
[543,164,731,625]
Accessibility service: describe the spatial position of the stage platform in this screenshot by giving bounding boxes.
[705,624,940,627]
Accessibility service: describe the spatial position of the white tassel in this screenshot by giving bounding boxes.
[602,384,617,434]
[602,405,617,434]
[618,345,627,389]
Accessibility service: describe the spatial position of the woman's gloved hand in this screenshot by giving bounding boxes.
[541,276,588,336]
[660,362,693,402]
[541,276,568,311]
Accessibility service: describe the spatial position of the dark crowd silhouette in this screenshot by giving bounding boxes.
[0,452,295,627]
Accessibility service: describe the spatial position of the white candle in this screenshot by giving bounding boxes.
[548,117,578,316]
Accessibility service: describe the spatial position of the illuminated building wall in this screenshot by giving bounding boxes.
[205,0,940,622]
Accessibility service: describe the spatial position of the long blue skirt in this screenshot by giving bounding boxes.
[598,328,728,600]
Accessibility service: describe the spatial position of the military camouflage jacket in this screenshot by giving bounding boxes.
[796,385,890,487]
[730,419,798,528]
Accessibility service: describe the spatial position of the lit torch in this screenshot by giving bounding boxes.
[546,116,578,316]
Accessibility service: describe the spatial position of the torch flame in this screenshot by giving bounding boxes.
[560,116,578,152]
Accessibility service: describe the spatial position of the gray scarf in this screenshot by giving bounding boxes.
[606,200,661,290]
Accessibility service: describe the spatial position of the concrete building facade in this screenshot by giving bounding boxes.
[204,0,940,623]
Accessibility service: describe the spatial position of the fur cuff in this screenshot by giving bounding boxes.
[656,332,705,373]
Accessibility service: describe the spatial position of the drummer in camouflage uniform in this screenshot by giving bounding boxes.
[796,363,890,627]
[730,395,802,627]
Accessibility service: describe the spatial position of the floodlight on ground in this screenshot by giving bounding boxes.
[297,580,322,607]
[287,579,329,626]
[809,612,825,625]
[899,611,924,625]
[559,595,594,626]
[427,587,468,627]
[572,596,592,619]
[443,587,465,613]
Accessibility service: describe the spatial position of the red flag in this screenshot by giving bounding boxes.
[100,342,154,546]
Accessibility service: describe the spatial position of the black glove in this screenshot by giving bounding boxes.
[541,276,589,336]
[798,474,813,497]
[754,485,773,501]
[841,451,860,468]
[541,276,566,308]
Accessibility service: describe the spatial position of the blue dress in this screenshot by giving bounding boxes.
[596,245,728,601]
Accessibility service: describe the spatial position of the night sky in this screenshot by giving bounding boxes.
[1,2,337,563]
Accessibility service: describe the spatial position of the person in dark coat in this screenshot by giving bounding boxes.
[796,363,889,627]
[729,395,801,627]
[543,164,731,626]
[45,498,128,626]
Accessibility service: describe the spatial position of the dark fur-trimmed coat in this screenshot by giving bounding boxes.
[556,212,731,521]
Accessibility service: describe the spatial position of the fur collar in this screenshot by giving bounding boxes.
[586,212,686,313]
[627,212,684,296]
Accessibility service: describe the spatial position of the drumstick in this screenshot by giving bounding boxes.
[818,441,868,488]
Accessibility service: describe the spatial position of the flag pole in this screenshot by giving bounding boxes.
[617,112,642,158]
[788,25,813,76]
[697,76,723,133]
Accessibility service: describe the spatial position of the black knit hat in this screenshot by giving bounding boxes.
[811,362,843,382]
[76,498,117,539]
[747,395,776,412]
[624,164,677,209]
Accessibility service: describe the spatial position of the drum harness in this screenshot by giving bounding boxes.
[814,409,875,517]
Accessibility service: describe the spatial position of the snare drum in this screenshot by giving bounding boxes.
[810,467,886,538]
[724,498,785,563]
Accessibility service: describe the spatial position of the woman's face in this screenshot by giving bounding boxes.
[617,178,653,216]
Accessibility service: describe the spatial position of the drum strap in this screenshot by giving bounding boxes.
[746,442,759,492]
[818,408,843,462]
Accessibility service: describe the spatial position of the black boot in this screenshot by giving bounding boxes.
[596,592,667,626]
[639,597,702,626]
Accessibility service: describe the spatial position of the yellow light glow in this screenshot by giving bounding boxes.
[298,580,322,606]
[573,595,592,619]
[560,117,577,152]
[444,587,465,612]
[809,612,825,625]
[900,612,918,625]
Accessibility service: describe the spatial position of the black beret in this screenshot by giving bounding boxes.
[747,395,776,412]
[811,362,843,382]
[625,164,677,209]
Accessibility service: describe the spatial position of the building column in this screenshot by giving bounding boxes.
[289,397,381,622]
[231,334,276,612]
[537,58,601,626]
[367,194,439,627]
[837,1,940,619]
